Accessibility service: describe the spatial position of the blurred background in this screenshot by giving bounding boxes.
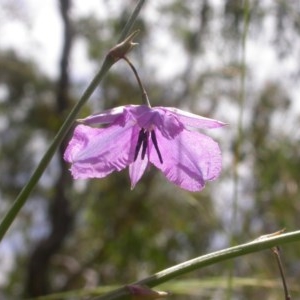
[0,0,300,299]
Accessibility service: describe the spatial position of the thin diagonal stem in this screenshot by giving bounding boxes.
[117,0,146,44]
[0,0,148,242]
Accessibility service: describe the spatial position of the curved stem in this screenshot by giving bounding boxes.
[122,56,151,106]
[91,230,300,300]
[30,230,300,300]
[0,0,148,242]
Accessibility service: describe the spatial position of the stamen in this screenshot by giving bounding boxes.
[134,129,162,163]
[134,129,146,161]
[141,131,149,160]
[151,131,163,163]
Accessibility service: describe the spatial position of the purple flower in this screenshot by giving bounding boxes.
[64,105,225,192]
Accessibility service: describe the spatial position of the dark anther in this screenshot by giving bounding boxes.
[151,131,163,163]
[134,129,163,163]
[141,131,149,159]
[134,129,148,161]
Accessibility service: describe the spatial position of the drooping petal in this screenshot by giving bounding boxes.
[149,129,222,191]
[78,105,138,125]
[161,107,226,129]
[129,126,151,188]
[129,155,149,189]
[64,123,139,179]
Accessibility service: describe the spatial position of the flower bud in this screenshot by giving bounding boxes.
[127,284,170,299]
[109,30,139,61]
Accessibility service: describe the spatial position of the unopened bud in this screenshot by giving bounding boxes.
[127,284,170,299]
[109,30,139,61]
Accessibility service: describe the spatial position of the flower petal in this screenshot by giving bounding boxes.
[78,105,138,125]
[64,123,139,179]
[132,107,184,139]
[161,107,226,129]
[129,155,149,189]
[149,129,222,191]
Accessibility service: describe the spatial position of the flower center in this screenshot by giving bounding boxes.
[134,128,163,164]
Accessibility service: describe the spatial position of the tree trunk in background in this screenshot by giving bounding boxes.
[25,0,74,296]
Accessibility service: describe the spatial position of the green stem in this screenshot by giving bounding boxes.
[117,1,146,43]
[0,0,147,242]
[91,230,300,300]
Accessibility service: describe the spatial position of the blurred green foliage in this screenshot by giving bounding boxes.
[0,1,300,299]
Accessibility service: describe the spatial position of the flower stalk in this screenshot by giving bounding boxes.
[122,56,151,107]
